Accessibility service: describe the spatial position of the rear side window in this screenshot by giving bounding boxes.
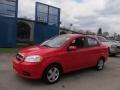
[87,37,99,47]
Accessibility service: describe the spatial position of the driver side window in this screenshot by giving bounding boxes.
[70,37,86,48]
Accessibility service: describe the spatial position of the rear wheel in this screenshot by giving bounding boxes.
[110,53,117,57]
[43,65,62,84]
[96,59,105,71]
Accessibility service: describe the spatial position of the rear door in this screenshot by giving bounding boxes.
[83,37,101,67]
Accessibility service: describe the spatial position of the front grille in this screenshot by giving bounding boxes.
[16,53,24,61]
[22,71,31,76]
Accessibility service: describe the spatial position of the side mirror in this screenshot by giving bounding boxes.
[68,46,77,51]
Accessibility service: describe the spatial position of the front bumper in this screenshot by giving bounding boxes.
[13,58,43,79]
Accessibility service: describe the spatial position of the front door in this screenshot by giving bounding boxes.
[63,37,88,72]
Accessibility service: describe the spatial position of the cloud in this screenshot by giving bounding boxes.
[101,0,120,15]
[98,0,120,34]
[18,0,35,19]
[18,0,120,34]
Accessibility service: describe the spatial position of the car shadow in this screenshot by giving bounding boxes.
[14,67,99,86]
[62,67,97,79]
[14,75,45,86]
[109,55,120,58]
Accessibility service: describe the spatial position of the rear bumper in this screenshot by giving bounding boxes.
[13,58,43,80]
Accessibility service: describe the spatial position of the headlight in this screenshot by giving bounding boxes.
[25,55,43,62]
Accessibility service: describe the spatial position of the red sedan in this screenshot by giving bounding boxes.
[13,34,108,84]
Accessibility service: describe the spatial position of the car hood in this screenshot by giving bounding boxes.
[18,45,58,57]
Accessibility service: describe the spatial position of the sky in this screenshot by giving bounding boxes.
[18,0,120,34]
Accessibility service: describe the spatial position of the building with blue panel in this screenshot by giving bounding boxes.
[34,2,60,44]
[0,0,18,47]
[0,1,60,47]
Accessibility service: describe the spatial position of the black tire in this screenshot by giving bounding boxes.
[96,59,105,71]
[110,53,116,57]
[43,64,62,84]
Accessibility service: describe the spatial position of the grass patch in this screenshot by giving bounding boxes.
[0,48,20,54]
[0,43,34,54]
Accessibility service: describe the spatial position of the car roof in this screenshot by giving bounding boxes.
[63,34,96,38]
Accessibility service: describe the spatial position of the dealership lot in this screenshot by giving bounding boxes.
[0,54,120,90]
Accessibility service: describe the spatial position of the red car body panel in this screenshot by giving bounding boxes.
[13,34,108,79]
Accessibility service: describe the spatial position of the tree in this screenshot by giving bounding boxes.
[86,30,96,35]
[60,31,66,35]
[97,28,102,36]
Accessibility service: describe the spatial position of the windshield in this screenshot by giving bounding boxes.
[40,35,71,48]
[97,36,108,42]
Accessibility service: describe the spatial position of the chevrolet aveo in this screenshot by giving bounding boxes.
[13,34,108,84]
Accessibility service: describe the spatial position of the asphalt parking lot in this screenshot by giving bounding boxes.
[0,54,120,90]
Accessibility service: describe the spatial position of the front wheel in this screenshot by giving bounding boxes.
[96,59,105,71]
[43,65,61,84]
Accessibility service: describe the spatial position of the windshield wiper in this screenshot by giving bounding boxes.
[41,44,51,47]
